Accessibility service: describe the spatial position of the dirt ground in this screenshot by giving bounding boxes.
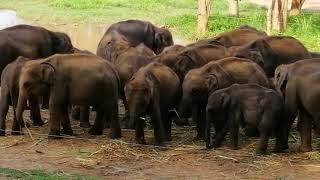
[1,107,320,179]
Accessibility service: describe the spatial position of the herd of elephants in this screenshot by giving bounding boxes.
[0,19,320,155]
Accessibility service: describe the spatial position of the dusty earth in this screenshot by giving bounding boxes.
[1,106,320,179]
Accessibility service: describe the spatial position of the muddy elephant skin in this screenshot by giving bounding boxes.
[0,57,44,135]
[206,84,285,154]
[233,36,311,77]
[180,57,269,139]
[97,19,173,59]
[0,24,74,79]
[124,62,180,145]
[16,54,121,138]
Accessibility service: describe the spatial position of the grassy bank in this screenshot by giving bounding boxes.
[0,168,98,179]
[0,0,319,51]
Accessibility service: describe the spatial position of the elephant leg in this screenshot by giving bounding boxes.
[109,100,121,139]
[298,107,313,152]
[213,125,228,148]
[255,113,274,154]
[29,95,44,126]
[229,109,241,150]
[0,90,10,136]
[162,111,172,141]
[41,91,50,109]
[135,118,146,144]
[193,105,205,140]
[71,105,80,120]
[89,106,104,135]
[79,106,90,128]
[60,105,73,136]
[48,103,64,139]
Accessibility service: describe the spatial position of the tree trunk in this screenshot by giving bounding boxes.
[228,0,239,16]
[197,0,211,34]
[267,0,288,35]
[290,0,305,16]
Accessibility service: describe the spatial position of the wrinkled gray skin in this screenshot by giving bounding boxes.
[97,19,173,59]
[206,84,285,154]
[16,54,121,138]
[124,62,180,145]
[180,57,270,139]
[282,61,320,152]
[0,57,44,136]
[233,36,312,77]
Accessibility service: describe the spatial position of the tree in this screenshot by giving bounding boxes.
[290,0,305,16]
[197,0,211,34]
[267,0,288,34]
[228,0,239,16]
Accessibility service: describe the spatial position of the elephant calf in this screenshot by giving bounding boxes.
[206,84,286,154]
[16,54,121,138]
[124,62,180,145]
[0,57,44,135]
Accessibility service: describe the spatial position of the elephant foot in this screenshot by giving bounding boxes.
[48,130,61,139]
[298,145,312,152]
[80,121,91,128]
[11,130,23,136]
[33,120,44,126]
[136,138,147,145]
[255,148,267,155]
[0,129,5,136]
[104,122,110,129]
[166,135,172,142]
[193,134,205,141]
[110,128,121,139]
[273,143,289,153]
[61,128,73,136]
[88,126,103,135]
[206,143,214,149]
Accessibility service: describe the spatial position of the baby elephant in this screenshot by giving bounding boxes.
[124,62,180,145]
[16,54,121,138]
[0,56,44,135]
[206,84,286,154]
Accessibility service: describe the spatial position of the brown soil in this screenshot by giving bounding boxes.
[1,107,320,179]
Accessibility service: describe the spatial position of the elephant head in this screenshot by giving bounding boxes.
[16,61,56,127]
[51,32,73,54]
[154,28,174,54]
[160,45,185,56]
[97,31,131,62]
[233,38,275,76]
[172,49,207,81]
[179,63,234,117]
[124,72,159,129]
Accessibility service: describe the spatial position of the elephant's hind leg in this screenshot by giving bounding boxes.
[298,107,313,152]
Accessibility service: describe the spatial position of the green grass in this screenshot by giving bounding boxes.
[0,0,319,51]
[0,168,99,180]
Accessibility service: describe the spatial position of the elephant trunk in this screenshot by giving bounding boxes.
[16,91,27,129]
[179,95,192,118]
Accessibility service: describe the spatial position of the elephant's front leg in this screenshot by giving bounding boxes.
[61,105,73,136]
[298,108,313,152]
[193,104,206,140]
[48,104,63,139]
[135,118,146,144]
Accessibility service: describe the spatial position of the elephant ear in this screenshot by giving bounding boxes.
[40,62,56,85]
[220,92,231,109]
[250,38,274,60]
[155,28,174,54]
[205,74,219,93]
[274,65,289,93]
[52,32,73,54]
